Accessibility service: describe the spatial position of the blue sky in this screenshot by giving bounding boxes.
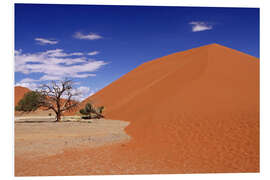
[15,4,259,101]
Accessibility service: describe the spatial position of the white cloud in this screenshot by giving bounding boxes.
[89,91,95,97]
[15,81,39,90]
[71,86,96,101]
[189,21,213,32]
[74,32,103,40]
[15,49,22,55]
[19,78,39,83]
[43,49,84,57]
[15,49,108,81]
[35,38,58,45]
[88,51,99,56]
[77,86,90,94]
[70,52,84,56]
[39,75,64,81]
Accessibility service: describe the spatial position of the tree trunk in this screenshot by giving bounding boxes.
[55,113,61,122]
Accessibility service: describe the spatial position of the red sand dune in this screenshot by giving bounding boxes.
[14,86,30,106]
[15,44,259,175]
[78,43,259,173]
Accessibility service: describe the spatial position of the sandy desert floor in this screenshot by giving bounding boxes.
[15,117,130,176]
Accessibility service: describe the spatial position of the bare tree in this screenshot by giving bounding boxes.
[38,79,80,122]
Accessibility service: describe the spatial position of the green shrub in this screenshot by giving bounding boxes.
[79,103,93,119]
[79,103,104,119]
[15,91,44,112]
[96,106,104,114]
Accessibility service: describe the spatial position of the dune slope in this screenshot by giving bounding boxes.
[80,43,259,172]
[14,86,30,106]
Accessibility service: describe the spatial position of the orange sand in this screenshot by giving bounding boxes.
[14,86,30,106]
[15,44,259,175]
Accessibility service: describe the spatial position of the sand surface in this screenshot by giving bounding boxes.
[15,44,259,176]
[15,118,130,176]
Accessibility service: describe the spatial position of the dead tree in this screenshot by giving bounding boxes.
[38,79,80,122]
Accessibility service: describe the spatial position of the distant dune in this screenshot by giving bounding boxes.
[14,86,30,106]
[77,43,259,172]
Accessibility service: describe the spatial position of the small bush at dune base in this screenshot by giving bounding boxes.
[79,102,104,119]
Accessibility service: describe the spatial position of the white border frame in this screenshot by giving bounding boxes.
[1,0,269,179]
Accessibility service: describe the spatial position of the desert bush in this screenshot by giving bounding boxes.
[15,91,44,112]
[96,106,104,114]
[79,103,104,119]
[79,103,93,119]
